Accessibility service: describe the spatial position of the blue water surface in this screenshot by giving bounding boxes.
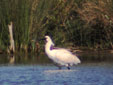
[0,63,113,85]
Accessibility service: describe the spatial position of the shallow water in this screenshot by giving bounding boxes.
[0,63,113,85]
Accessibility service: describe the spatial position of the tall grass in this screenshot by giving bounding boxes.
[0,0,10,50]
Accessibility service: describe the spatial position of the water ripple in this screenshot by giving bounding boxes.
[0,63,113,85]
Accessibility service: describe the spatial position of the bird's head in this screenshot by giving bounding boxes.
[45,35,54,46]
[45,36,51,42]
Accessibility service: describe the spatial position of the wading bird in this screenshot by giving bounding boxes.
[43,36,81,70]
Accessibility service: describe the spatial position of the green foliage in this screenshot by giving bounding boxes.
[14,0,30,49]
[0,0,113,53]
[0,0,10,49]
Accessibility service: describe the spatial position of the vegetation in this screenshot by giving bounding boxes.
[0,0,113,53]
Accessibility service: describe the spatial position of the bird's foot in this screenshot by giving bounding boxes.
[67,67,70,70]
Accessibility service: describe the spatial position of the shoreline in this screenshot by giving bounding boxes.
[0,48,113,61]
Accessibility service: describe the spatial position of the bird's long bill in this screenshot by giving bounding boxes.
[39,38,46,43]
[39,38,46,41]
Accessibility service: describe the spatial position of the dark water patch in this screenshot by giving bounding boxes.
[77,50,113,62]
[0,50,113,65]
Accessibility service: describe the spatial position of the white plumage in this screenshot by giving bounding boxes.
[44,35,81,69]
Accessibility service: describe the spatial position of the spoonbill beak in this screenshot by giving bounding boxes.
[39,38,46,41]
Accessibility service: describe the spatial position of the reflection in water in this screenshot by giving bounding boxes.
[44,69,78,73]
[0,53,113,85]
[0,50,113,65]
[9,55,15,64]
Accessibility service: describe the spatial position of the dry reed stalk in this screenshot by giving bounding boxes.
[8,22,15,53]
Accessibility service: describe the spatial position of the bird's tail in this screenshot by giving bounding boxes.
[73,56,81,65]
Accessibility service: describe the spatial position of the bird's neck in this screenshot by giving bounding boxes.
[45,41,54,52]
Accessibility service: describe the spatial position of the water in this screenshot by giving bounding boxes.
[0,53,113,85]
[0,63,113,85]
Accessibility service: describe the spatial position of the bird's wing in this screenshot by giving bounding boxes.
[54,49,79,64]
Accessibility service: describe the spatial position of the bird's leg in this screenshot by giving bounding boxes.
[67,66,70,70]
[67,64,71,70]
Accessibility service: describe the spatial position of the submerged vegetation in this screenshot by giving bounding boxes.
[0,0,113,53]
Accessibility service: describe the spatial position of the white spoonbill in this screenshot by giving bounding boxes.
[43,35,81,70]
